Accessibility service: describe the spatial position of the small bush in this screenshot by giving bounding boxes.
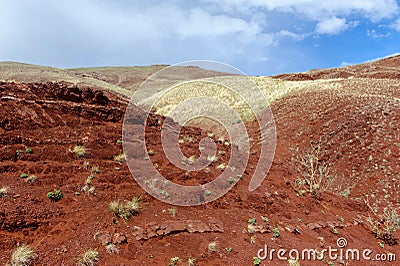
[9,244,36,266]
[253,257,261,265]
[109,197,141,220]
[25,148,33,154]
[20,173,28,179]
[104,244,119,254]
[168,257,179,266]
[168,208,177,217]
[188,258,196,266]
[72,145,86,158]
[272,227,280,238]
[0,186,9,198]
[83,161,90,170]
[16,149,23,157]
[294,141,335,195]
[114,152,126,163]
[208,242,218,252]
[90,165,100,175]
[248,218,256,225]
[366,208,400,245]
[76,249,99,266]
[47,190,63,202]
[26,175,38,184]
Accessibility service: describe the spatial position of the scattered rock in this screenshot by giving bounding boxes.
[94,231,111,246]
[113,233,127,244]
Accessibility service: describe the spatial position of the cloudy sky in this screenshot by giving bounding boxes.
[1,0,400,75]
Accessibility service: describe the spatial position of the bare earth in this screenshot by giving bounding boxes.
[1,56,400,265]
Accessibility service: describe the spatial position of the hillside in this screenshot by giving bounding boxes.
[0,56,400,265]
[0,62,235,98]
[273,54,400,81]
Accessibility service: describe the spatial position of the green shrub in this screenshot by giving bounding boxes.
[20,173,28,179]
[248,218,256,225]
[47,190,63,201]
[272,227,280,238]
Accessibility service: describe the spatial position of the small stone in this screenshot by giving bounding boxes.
[113,233,127,244]
[94,232,111,246]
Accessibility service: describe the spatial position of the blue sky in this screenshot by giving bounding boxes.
[1,0,400,75]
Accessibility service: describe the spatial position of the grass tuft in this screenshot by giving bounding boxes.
[114,152,126,163]
[72,145,87,158]
[0,186,9,198]
[9,244,36,266]
[76,249,99,266]
[109,197,141,220]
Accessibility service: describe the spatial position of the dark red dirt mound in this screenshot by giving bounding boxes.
[274,55,400,81]
[1,81,399,265]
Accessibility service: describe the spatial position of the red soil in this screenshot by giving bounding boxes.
[273,55,400,81]
[1,71,399,265]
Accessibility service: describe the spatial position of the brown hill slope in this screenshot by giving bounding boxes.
[0,62,235,98]
[273,54,400,80]
[0,77,399,265]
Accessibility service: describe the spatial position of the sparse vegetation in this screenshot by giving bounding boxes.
[294,141,335,195]
[9,244,36,266]
[261,216,269,223]
[216,163,226,170]
[83,161,90,170]
[104,244,119,254]
[72,145,87,158]
[90,165,100,175]
[114,152,126,163]
[208,242,218,252]
[207,154,217,162]
[248,218,256,225]
[365,207,400,245]
[26,175,38,184]
[16,149,23,157]
[253,257,261,265]
[20,173,28,179]
[47,189,62,201]
[288,258,301,266]
[25,148,32,154]
[109,196,141,220]
[0,186,9,198]
[76,249,99,266]
[168,207,177,217]
[227,176,236,184]
[272,227,280,238]
[188,257,196,266]
[168,257,179,266]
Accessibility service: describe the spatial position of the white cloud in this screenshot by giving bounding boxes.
[202,0,399,35]
[392,18,400,31]
[176,8,259,39]
[315,17,348,35]
[206,0,399,21]
[367,29,391,39]
[1,0,400,75]
[274,30,308,40]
